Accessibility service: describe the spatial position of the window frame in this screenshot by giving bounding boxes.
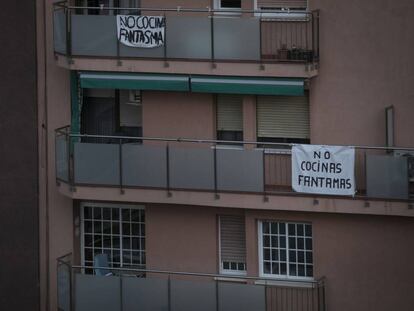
[218,215,247,276]
[214,0,242,15]
[253,0,309,19]
[258,220,314,281]
[80,202,146,271]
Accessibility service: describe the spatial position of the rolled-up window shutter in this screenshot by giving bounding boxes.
[220,215,246,264]
[257,0,307,9]
[257,95,309,139]
[216,95,243,132]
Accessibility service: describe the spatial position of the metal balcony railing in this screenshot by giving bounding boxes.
[55,126,414,201]
[53,1,320,64]
[57,254,326,311]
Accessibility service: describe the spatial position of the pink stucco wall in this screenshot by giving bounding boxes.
[147,204,414,311]
[142,91,215,140]
[309,0,414,147]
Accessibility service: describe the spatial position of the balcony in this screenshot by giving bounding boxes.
[55,127,414,216]
[53,2,319,77]
[57,255,326,311]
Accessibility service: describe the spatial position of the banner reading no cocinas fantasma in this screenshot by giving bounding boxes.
[117,15,165,48]
[292,145,356,196]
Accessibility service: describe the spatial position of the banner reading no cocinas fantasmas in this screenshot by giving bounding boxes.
[292,144,356,196]
[117,15,165,48]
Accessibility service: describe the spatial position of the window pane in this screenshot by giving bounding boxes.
[305,224,312,237]
[112,222,120,235]
[264,261,271,274]
[297,237,304,250]
[84,221,92,233]
[85,248,93,261]
[264,248,271,261]
[306,251,313,264]
[280,250,286,261]
[297,251,305,263]
[84,234,93,247]
[263,235,270,247]
[122,237,131,250]
[103,235,111,248]
[288,237,296,249]
[112,208,119,221]
[305,238,312,250]
[94,236,102,248]
[103,208,111,220]
[122,209,130,222]
[271,263,279,275]
[103,221,111,234]
[289,264,297,276]
[131,209,140,222]
[140,224,145,236]
[263,222,270,234]
[271,223,278,234]
[132,237,140,250]
[271,236,278,248]
[288,224,296,235]
[84,206,93,219]
[112,236,120,248]
[94,221,101,234]
[279,236,286,248]
[221,0,241,8]
[289,250,296,262]
[297,224,304,236]
[271,249,278,261]
[123,251,131,265]
[306,265,313,277]
[280,263,287,275]
[122,223,131,236]
[298,264,305,277]
[93,207,102,220]
[279,223,286,235]
[132,223,141,236]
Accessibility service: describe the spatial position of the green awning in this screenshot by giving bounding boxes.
[191,76,304,96]
[79,72,190,91]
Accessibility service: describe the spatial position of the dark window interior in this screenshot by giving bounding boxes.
[221,0,241,8]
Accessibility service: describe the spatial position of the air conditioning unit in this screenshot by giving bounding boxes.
[394,150,414,182]
[128,90,141,106]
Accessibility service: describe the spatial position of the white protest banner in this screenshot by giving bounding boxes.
[117,15,165,48]
[292,145,355,196]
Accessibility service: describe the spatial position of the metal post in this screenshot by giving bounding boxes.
[163,13,169,67]
[311,12,315,62]
[214,144,219,199]
[119,138,124,194]
[116,24,122,66]
[210,12,216,68]
[120,276,124,311]
[263,149,268,202]
[168,275,172,311]
[166,144,172,197]
[259,19,264,70]
[66,8,73,64]
[316,11,320,61]
[70,265,74,311]
[215,279,220,311]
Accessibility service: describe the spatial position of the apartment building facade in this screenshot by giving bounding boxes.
[33,0,414,311]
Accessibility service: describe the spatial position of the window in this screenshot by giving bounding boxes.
[219,215,246,275]
[214,0,242,14]
[81,203,145,273]
[256,95,310,148]
[216,95,243,144]
[255,0,308,18]
[259,221,313,279]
